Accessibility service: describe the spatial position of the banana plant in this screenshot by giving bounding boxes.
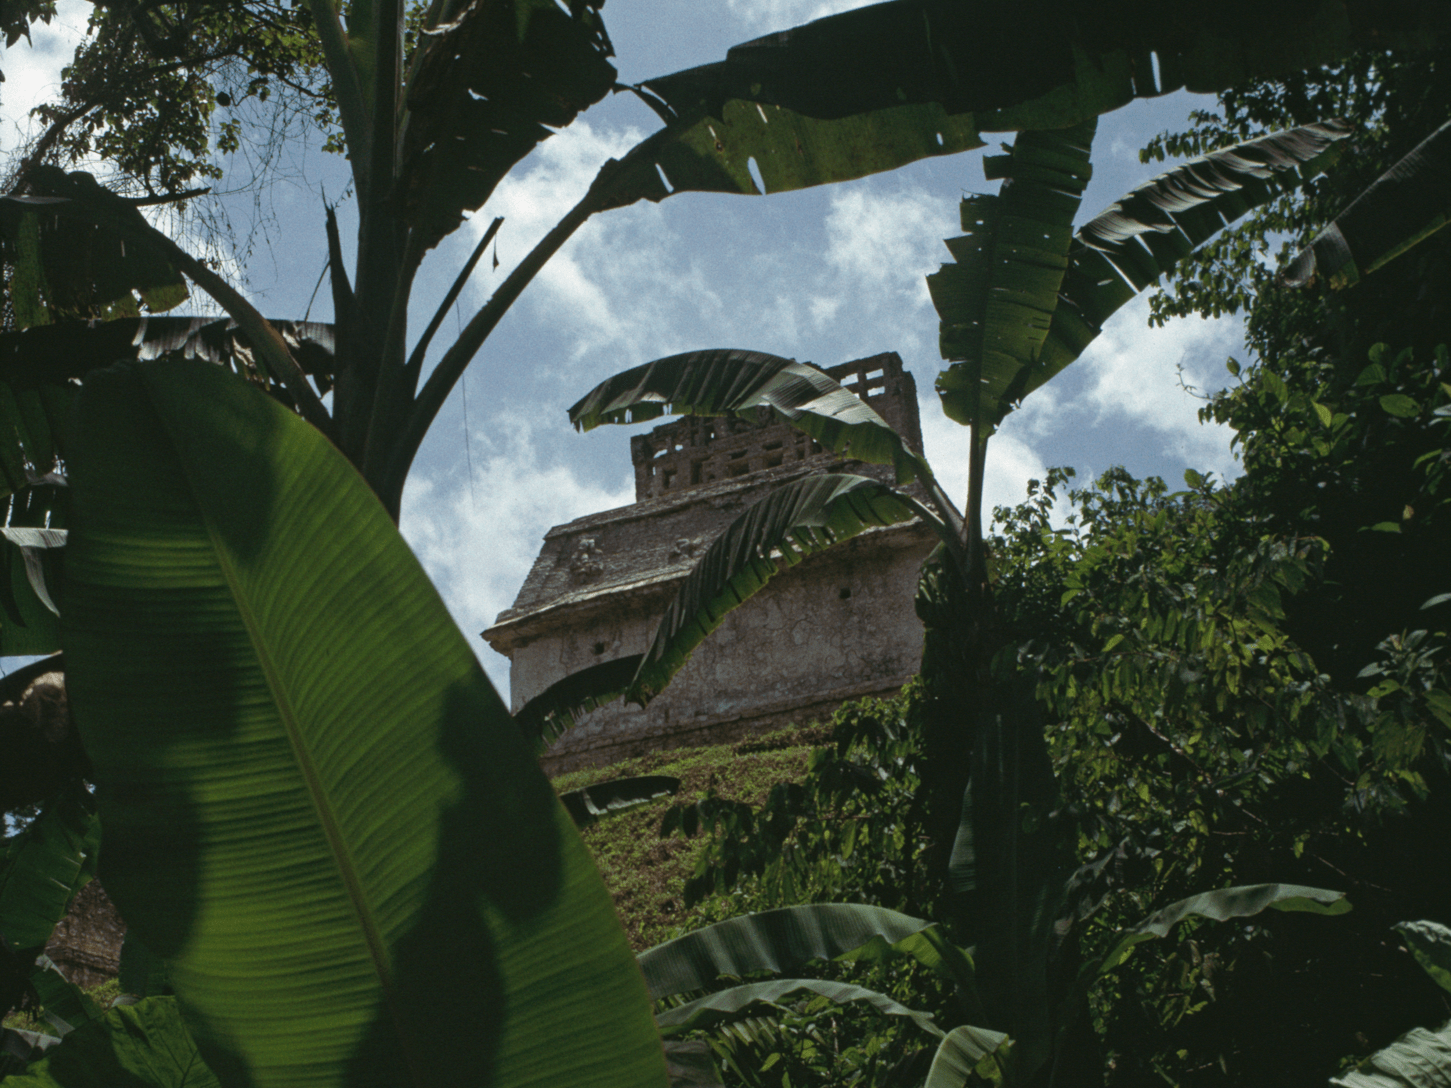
[631,890,1350,1087]
[555,118,1355,1085]
[51,357,667,1088]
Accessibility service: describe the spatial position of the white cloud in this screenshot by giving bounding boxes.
[401,420,633,693]
[918,397,1050,528]
[0,1,91,153]
[459,120,731,368]
[818,185,953,322]
[1075,294,1243,479]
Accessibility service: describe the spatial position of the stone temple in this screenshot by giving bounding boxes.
[482,352,937,773]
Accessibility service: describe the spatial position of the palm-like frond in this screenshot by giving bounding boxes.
[632,474,941,701]
[569,349,932,487]
[1284,118,1451,289]
[513,654,644,751]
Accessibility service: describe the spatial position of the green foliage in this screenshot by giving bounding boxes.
[662,691,934,919]
[553,725,825,951]
[64,359,665,1088]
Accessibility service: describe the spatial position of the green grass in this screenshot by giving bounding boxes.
[553,720,832,950]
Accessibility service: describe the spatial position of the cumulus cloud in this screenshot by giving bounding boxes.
[918,397,1050,528]
[401,420,633,692]
[458,120,733,370]
[1074,294,1243,480]
[820,186,953,308]
[0,1,90,150]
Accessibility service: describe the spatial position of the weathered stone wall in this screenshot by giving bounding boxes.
[45,881,124,989]
[509,523,934,773]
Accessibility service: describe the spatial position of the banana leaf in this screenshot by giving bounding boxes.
[661,1040,723,1088]
[63,358,666,1088]
[401,0,617,254]
[931,123,1096,434]
[1398,921,1451,995]
[1,171,187,327]
[569,349,933,487]
[638,903,939,1000]
[559,775,680,827]
[631,473,941,701]
[1331,1018,1451,1088]
[923,1024,1012,1088]
[617,0,1437,206]
[934,121,1352,433]
[1038,121,1352,391]
[28,955,103,1038]
[513,654,643,752]
[1284,118,1451,290]
[654,978,942,1040]
[0,317,337,398]
[0,781,98,956]
[1093,883,1351,973]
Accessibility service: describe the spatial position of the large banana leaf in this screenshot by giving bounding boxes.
[401,0,617,253]
[930,123,1095,433]
[63,359,666,1088]
[568,349,933,487]
[1093,883,1351,973]
[631,473,941,701]
[933,121,1351,433]
[2,996,220,1088]
[1331,1019,1451,1088]
[617,0,1439,206]
[1285,118,1451,290]
[654,978,942,1039]
[513,654,643,752]
[638,903,938,1000]
[923,1025,1012,1088]
[1038,121,1351,390]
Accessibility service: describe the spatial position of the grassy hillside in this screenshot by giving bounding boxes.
[552,721,832,951]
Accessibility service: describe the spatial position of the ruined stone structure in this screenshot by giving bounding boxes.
[46,881,124,989]
[483,352,937,773]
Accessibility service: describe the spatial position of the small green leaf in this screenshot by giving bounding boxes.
[1380,393,1422,417]
[1313,401,1334,427]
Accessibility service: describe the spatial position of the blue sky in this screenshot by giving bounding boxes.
[2,0,1250,695]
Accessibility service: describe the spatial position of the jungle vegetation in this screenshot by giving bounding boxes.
[0,1,1448,1086]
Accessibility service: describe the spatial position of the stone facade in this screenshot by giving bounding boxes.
[45,881,125,989]
[483,353,937,774]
